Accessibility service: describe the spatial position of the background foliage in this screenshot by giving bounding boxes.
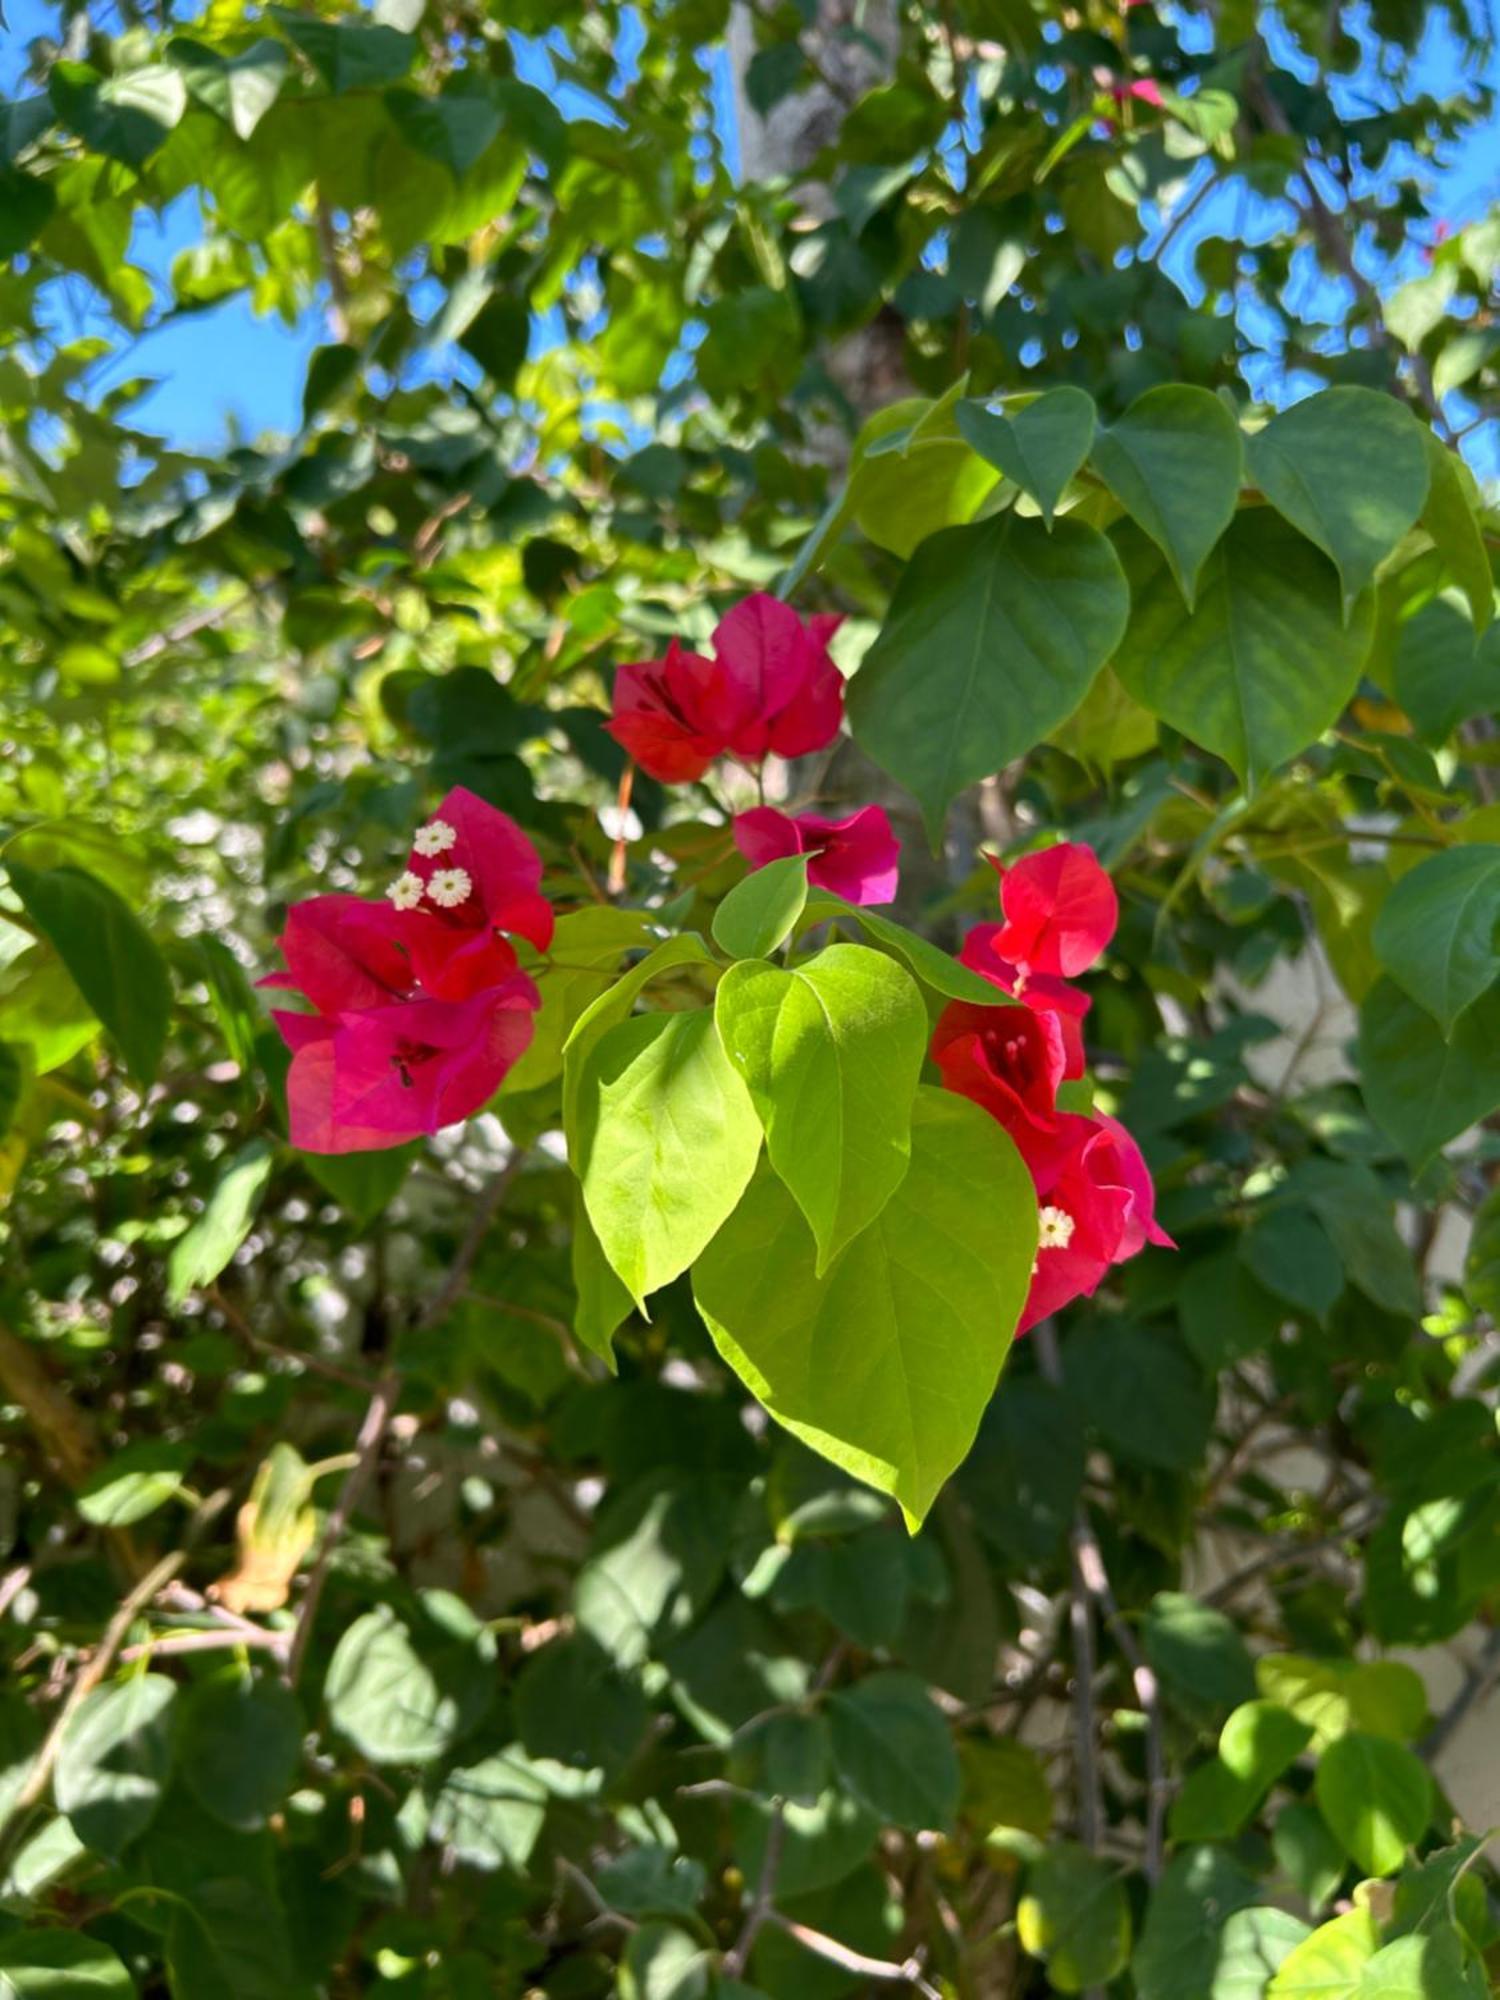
[3,0,1500,1996]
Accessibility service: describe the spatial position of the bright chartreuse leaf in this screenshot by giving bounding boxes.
[801,894,1013,1006]
[1313,1731,1432,1877]
[1112,512,1374,786]
[1247,388,1431,611]
[954,386,1097,526]
[1359,976,1500,1168]
[166,1138,276,1308]
[1089,383,1243,606]
[1371,842,1500,1033]
[847,511,1129,844]
[76,1441,191,1528]
[712,853,809,960]
[571,1187,634,1369]
[1358,1933,1489,2000]
[6,860,171,1086]
[505,905,657,1095]
[1016,1841,1131,1993]
[849,384,1002,559]
[826,1670,961,1832]
[572,1007,763,1312]
[715,943,928,1272]
[692,1087,1036,1527]
[167,36,288,139]
[561,932,715,1137]
[1266,1909,1379,1999]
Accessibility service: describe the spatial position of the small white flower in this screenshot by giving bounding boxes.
[413,819,457,857]
[1037,1204,1076,1251]
[427,867,473,909]
[387,871,425,910]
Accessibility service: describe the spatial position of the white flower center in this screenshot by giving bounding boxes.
[413,819,457,857]
[1037,1204,1075,1250]
[427,866,473,909]
[387,871,425,910]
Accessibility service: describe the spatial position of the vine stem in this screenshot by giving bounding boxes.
[283,1372,399,1688]
[762,1912,941,1997]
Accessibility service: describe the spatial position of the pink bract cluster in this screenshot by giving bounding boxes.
[931,842,1173,1331]
[263,787,551,1154]
[606,591,901,907]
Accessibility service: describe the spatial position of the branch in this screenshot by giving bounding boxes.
[722,1802,786,1978]
[119,1625,287,1664]
[1422,1625,1500,1760]
[1071,1517,1169,1881]
[763,1911,940,1996]
[283,1371,399,1686]
[418,1149,529,1333]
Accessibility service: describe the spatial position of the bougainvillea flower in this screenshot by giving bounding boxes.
[958,926,1091,1078]
[931,998,1070,1153]
[711,594,845,763]
[1011,1111,1171,1333]
[989,842,1118,979]
[606,638,741,783]
[733,804,900,906]
[261,894,415,1016]
[388,787,554,1001]
[275,976,540,1154]
[607,595,844,781]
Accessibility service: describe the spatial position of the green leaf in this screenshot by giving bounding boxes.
[1358,976,1500,1169]
[77,1441,190,1528]
[1169,1700,1314,1841]
[0,167,54,258]
[324,1602,494,1765]
[1372,842,1500,1033]
[456,289,530,388]
[1420,434,1493,635]
[0,1931,135,1997]
[1179,1253,1285,1371]
[1133,1847,1259,2000]
[1069,1321,1215,1471]
[168,37,287,139]
[1266,1909,1379,1999]
[693,1088,1035,1527]
[572,1007,762,1313]
[619,1924,712,2000]
[303,1144,414,1225]
[571,1187,633,1369]
[1358,1933,1488,2000]
[712,854,809,960]
[179,1669,303,1831]
[1273,1800,1349,1910]
[574,1473,732,1668]
[427,1748,550,1871]
[6,862,171,1086]
[954,386,1097,526]
[1142,1593,1256,1714]
[1016,1842,1131,1993]
[1212,1909,1313,2000]
[163,1877,307,2000]
[384,85,502,179]
[1393,599,1498,744]
[561,932,715,1139]
[802,894,1013,1007]
[1239,1206,1344,1317]
[848,511,1129,843]
[272,9,415,90]
[715,944,927,1272]
[506,906,655,1095]
[1112,512,1374,786]
[849,387,1001,559]
[1247,389,1430,611]
[166,1138,275,1308]
[1089,383,1243,606]
[55,1673,177,1857]
[49,62,186,168]
[826,1670,960,1832]
[1313,1732,1431,1877]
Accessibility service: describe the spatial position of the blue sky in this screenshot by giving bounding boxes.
[5,0,1497,465]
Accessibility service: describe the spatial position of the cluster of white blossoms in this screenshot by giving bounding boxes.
[1031,1203,1075,1276]
[386,823,472,911]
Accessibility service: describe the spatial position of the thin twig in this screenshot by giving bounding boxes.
[1071,1518,1168,1881]
[209,1286,376,1391]
[1422,1625,1500,1761]
[119,1625,287,1664]
[723,1802,786,1977]
[763,1911,939,1996]
[418,1150,529,1333]
[283,1373,399,1687]
[0,1565,32,1622]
